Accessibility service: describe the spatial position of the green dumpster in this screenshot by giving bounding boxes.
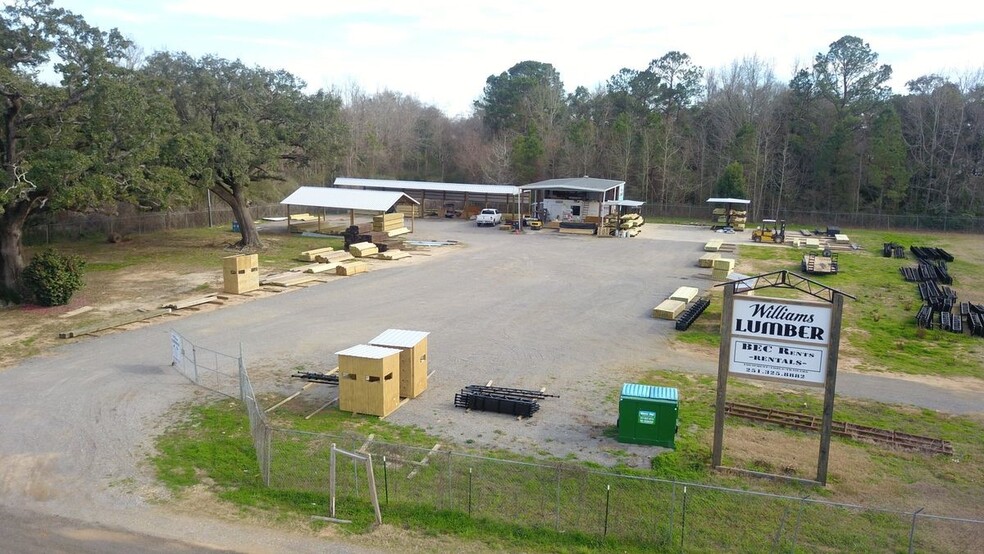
[617,383,679,448]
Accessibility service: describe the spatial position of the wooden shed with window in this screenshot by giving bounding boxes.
[368,329,429,399]
[336,344,402,417]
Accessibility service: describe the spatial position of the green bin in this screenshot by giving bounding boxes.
[617,383,679,448]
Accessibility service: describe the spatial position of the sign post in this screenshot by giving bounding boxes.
[711,271,853,485]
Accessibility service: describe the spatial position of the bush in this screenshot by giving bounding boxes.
[21,249,86,306]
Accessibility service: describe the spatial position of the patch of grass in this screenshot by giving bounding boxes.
[154,383,984,553]
[697,233,984,378]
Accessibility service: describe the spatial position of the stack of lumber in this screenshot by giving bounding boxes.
[261,272,321,287]
[395,204,420,217]
[670,286,699,303]
[315,251,355,263]
[834,233,850,244]
[290,262,339,274]
[711,258,736,280]
[698,253,720,268]
[705,240,724,252]
[653,299,686,320]
[297,246,334,262]
[336,260,369,276]
[377,250,410,261]
[373,213,406,233]
[349,241,379,257]
[619,213,645,235]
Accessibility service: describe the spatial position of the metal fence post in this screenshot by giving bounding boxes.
[446,451,453,510]
[603,484,611,538]
[908,507,924,554]
[669,482,676,544]
[382,456,389,505]
[680,486,688,552]
[468,467,473,516]
[191,346,198,383]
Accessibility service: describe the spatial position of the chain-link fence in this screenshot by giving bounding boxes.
[24,201,984,245]
[642,204,984,233]
[171,332,984,552]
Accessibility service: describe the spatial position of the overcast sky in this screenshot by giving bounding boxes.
[46,1,984,118]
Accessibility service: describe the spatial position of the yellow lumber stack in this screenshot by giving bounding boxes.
[712,258,736,271]
[386,227,411,237]
[378,250,410,260]
[349,242,379,257]
[315,251,355,263]
[698,253,720,268]
[705,240,724,252]
[373,213,405,232]
[337,261,369,276]
[653,299,686,320]
[670,286,699,303]
[298,246,334,262]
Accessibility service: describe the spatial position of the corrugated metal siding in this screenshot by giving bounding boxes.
[281,186,418,211]
[620,383,678,402]
[523,177,625,192]
[369,329,429,348]
[335,344,402,359]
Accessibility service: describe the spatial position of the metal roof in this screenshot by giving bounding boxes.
[281,186,419,212]
[521,177,625,192]
[369,329,430,348]
[335,344,403,359]
[604,200,645,207]
[620,383,679,402]
[706,197,751,205]
[334,177,520,196]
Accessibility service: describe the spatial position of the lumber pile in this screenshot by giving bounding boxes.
[159,293,221,310]
[373,213,405,233]
[711,258,736,280]
[261,272,321,287]
[653,299,686,320]
[619,213,645,231]
[670,286,699,303]
[59,308,172,338]
[377,250,410,261]
[337,261,369,276]
[349,241,379,257]
[704,240,724,252]
[315,251,355,263]
[386,227,411,237]
[298,247,334,262]
[698,253,720,268]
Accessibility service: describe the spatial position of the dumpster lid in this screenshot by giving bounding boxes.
[620,383,678,401]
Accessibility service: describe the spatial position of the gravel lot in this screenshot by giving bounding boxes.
[0,219,980,551]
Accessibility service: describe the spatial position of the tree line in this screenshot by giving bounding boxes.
[2,0,982,300]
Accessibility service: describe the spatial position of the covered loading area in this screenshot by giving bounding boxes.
[333,177,526,219]
[521,177,627,224]
[280,186,420,234]
[707,197,751,231]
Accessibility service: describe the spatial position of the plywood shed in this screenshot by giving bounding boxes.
[653,299,686,319]
[369,329,430,399]
[337,344,402,417]
[670,286,699,303]
[223,254,259,294]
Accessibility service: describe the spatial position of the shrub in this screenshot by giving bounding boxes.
[21,249,86,306]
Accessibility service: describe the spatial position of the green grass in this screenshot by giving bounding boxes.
[675,231,984,378]
[153,374,984,553]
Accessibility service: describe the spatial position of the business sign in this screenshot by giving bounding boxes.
[728,297,832,386]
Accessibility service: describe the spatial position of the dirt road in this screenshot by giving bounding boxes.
[0,220,979,552]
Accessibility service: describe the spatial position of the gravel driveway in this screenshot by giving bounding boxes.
[0,220,980,551]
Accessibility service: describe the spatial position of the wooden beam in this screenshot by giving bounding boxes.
[59,308,172,338]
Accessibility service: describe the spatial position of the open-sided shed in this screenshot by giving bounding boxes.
[280,186,420,233]
[334,177,526,217]
[522,177,626,222]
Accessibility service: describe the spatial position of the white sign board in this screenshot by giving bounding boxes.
[729,297,832,386]
[170,331,183,367]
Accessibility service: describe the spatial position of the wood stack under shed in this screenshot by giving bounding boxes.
[373,213,410,237]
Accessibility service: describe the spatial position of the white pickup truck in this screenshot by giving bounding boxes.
[475,208,503,227]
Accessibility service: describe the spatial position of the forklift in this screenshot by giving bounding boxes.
[751,219,785,243]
